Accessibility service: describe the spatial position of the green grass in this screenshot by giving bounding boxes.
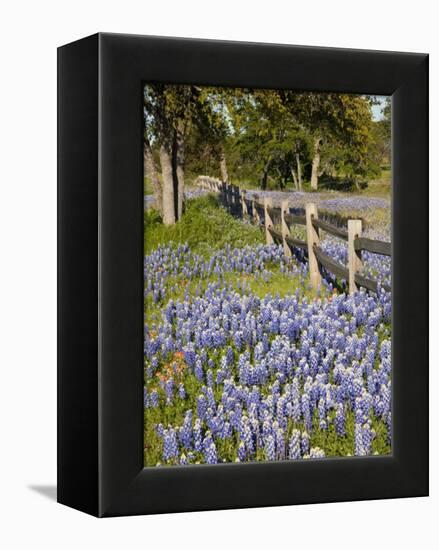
[359,168,391,198]
[144,194,264,255]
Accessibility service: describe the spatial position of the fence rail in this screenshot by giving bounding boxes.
[313,245,349,280]
[195,176,391,294]
[284,213,307,227]
[354,237,391,257]
[312,218,348,241]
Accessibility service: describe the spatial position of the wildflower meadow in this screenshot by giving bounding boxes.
[143,85,392,467]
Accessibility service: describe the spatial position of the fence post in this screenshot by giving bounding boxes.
[234,185,240,215]
[281,199,292,258]
[241,189,248,218]
[305,203,321,290]
[264,197,274,245]
[252,197,259,225]
[227,184,232,211]
[348,219,362,294]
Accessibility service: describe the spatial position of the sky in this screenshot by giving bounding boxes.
[371,95,388,121]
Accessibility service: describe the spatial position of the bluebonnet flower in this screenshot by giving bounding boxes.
[288,430,301,460]
[203,432,218,464]
[206,370,214,387]
[165,378,174,404]
[194,359,204,381]
[205,386,216,410]
[301,432,310,456]
[381,383,391,417]
[155,423,164,438]
[179,410,193,449]
[238,441,246,462]
[265,434,276,461]
[275,427,285,460]
[226,346,234,367]
[318,397,327,430]
[234,331,243,351]
[162,428,179,461]
[183,345,196,368]
[178,383,186,400]
[335,403,346,436]
[354,423,365,456]
[301,393,312,433]
[150,389,159,408]
[386,412,392,445]
[163,336,174,354]
[193,419,203,452]
[197,395,207,419]
[362,421,375,455]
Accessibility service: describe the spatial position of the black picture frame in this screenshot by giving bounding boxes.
[57,32,428,517]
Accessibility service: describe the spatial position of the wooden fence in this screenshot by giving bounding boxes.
[196,176,391,294]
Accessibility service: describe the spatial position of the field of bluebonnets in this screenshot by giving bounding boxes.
[143,189,392,466]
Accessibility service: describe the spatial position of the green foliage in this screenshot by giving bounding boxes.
[144,84,207,145]
[372,98,391,165]
[144,194,264,255]
[283,93,382,187]
[144,83,391,198]
[214,89,309,188]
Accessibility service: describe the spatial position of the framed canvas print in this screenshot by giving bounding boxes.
[57,33,428,517]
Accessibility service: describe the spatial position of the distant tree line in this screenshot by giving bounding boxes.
[144,85,390,225]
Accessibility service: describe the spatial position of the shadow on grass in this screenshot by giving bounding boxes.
[319,176,367,192]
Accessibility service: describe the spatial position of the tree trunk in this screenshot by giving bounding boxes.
[296,153,303,190]
[174,125,185,220]
[219,148,228,183]
[310,137,322,191]
[160,143,176,225]
[144,139,162,215]
[260,158,271,190]
[291,166,299,190]
[276,166,284,189]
